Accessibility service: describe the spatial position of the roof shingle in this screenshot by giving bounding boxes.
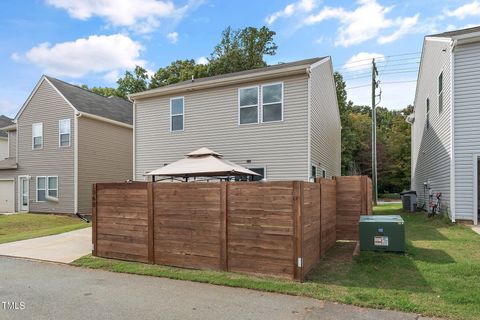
[0,115,13,138]
[45,76,133,125]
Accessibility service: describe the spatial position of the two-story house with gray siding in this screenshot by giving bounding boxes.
[130,57,341,183]
[411,26,480,224]
[0,75,133,214]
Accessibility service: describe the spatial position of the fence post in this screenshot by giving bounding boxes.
[220,181,228,271]
[147,182,154,264]
[92,184,97,256]
[293,181,304,282]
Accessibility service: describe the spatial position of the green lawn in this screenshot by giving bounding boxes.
[0,213,90,244]
[72,204,480,319]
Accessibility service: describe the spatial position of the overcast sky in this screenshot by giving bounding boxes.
[1,0,479,117]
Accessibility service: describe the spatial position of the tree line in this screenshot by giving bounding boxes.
[83,26,412,194]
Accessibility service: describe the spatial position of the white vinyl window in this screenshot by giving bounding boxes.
[48,176,58,198]
[170,97,184,131]
[37,177,46,202]
[59,119,71,147]
[36,176,58,202]
[32,122,43,149]
[321,169,326,178]
[239,86,259,124]
[262,83,283,122]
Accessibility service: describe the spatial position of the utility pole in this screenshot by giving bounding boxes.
[371,58,378,206]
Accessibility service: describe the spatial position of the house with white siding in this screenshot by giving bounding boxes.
[129,57,341,183]
[410,26,480,224]
[0,75,133,214]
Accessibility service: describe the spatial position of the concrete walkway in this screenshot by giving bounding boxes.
[471,226,480,235]
[0,257,439,320]
[0,227,91,263]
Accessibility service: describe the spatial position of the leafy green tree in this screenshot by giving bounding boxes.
[116,66,150,98]
[80,85,121,98]
[150,59,208,89]
[207,26,277,76]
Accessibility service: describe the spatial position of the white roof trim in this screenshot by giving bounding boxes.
[15,76,78,122]
[76,112,133,129]
[129,62,319,100]
[15,75,131,128]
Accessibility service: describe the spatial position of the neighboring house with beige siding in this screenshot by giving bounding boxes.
[0,75,132,214]
[410,26,480,224]
[130,57,341,183]
[0,116,13,160]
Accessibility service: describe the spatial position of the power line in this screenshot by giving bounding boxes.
[335,51,421,68]
[336,56,421,71]
[346,80,417,90]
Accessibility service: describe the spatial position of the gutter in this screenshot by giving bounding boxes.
[129,64,312,100]
[76,112,133,129]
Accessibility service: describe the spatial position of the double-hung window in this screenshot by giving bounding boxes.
[32,122,43,149]
[239,86,259,124]
[438,72,443,114]
[262,83,283,122]
[59,119,71,147]
[170,97,184,131]
[36,176,58,202]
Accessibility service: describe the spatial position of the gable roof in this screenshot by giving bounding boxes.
[0,115,13,138]
[45,76,133,125]
[129,57,328,100]
[430,25,480,38]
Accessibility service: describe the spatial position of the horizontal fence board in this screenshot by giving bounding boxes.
[93,177,368,280]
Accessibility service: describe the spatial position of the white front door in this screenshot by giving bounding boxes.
[18,176,29,212]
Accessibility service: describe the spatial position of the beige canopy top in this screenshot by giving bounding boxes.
[146,148,261,178]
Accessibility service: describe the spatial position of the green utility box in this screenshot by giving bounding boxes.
[359,215,405,252]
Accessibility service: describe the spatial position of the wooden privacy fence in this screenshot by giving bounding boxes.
[92,180,338,281]
[334,176,373,241]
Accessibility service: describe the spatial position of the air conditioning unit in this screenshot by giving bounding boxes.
[400,191,417,212]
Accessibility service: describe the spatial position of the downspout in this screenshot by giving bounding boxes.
[74,113,80,214]
[306,67,312,181]
[450,39,457,222]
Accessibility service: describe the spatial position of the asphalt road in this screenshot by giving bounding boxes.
[0,257,436,320]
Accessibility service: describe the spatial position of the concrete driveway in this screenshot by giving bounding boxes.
[0,257,439,320]
[0,227,91,263]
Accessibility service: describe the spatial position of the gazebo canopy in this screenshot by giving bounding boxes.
[146,148,261,178]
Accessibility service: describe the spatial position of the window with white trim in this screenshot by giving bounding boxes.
[438,72,443,114]
[37,177,46,202]
[48,177,58,198]
[37,176,58,202]
[170,97,184,131]
[59,119,71,147]
[32,122,43,149]
[262,83,283,122]
[239,86,259,124]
